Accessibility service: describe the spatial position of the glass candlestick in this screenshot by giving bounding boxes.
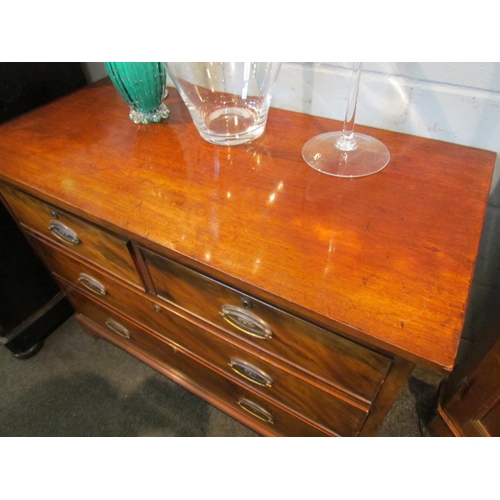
[302,62,390,178]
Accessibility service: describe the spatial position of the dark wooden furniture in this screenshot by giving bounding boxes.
[0,63,86,357]
[0,62,87,124]
[0,200,73,357]
[428,309,500,436]
[0,80,495,435]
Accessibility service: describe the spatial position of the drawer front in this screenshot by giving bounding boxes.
[37,242,195,344]
[72,294,329,437]
[0,184,142,289]
[29,235,157,319]
[149,309,367,436]
[164,342,331,437]
[50,257,366,436]
[142,248,391,402]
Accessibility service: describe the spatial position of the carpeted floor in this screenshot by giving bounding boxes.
[0,316,439,437]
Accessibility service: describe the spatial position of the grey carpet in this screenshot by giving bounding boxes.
[0,316,438,437]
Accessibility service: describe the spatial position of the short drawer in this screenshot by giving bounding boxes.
[72,293,329,437]
[43,245,188,340]
[0,184,143,289]
[28,235,152,316]
[142,248,392,402]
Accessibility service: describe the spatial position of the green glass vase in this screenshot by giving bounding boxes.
[105,62,170,124]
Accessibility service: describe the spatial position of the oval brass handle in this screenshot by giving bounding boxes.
[237,397,274,424]
[105,319,131,339]
[78,273,107,296]
[48,220,80,246]
[220,305,273,340]
[229,358,273,387]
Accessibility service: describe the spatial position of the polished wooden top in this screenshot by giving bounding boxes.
[0,80,495,371]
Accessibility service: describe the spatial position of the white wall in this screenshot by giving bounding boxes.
[275,63,500,156]
[82,62,108,84]
[83,61,500,343]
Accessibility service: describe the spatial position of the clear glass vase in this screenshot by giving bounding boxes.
[105,62,170,124]
[166,62,281,146]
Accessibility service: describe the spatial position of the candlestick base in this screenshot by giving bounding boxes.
[302,131,390,178]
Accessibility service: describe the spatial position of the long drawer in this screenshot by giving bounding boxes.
[72,293,329,437]
[52,260,367,436]
[0,184,143,289]
[142,247,392,402]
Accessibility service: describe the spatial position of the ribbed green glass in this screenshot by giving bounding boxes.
[105,62,170,124]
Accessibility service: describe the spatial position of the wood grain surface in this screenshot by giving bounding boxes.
[0,80,495,371]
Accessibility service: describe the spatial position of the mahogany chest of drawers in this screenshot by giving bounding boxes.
[0,80,495,436]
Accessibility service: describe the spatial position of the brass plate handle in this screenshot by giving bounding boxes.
[229,358,273,387]
[78,273,107,296]
[48,220,80,246]
[105,318,131,339]
[237,397,274,424]
[220,304,273,340]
